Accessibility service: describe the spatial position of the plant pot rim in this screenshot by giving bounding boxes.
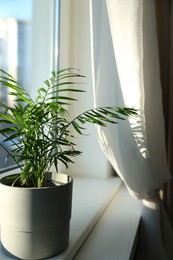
[0,172,73,190]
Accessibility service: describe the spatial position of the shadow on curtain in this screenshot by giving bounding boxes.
[156,0,173,230]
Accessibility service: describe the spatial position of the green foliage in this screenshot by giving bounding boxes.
[0,68,137,187]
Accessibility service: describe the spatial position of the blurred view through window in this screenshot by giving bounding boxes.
[0,0,32,169]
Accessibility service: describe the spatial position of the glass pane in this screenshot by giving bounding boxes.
[0,0,32,169]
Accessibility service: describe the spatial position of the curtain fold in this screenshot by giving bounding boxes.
[91,0,170,198]
[90,0,173,258]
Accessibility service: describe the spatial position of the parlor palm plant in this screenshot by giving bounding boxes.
[0,68,137,188]
[0,68,138,259]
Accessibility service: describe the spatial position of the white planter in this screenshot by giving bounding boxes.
[0,173,73,260]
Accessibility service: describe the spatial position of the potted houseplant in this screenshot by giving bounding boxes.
[0,68,137,259]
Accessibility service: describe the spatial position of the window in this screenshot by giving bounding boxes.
[0,0,59,171]
[0,3,141,259]
[0,0,32,170]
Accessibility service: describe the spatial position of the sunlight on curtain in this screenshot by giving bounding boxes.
[90,0,173,258]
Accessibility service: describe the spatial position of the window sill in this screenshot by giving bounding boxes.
[73,181,142,260]
[0,176,142,259]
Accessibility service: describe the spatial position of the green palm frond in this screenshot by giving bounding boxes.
[0,68,138,187]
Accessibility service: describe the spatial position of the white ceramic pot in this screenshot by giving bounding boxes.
[0,173,73,259]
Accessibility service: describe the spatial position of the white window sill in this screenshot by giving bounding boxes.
[73,181,142,260]
[0,175,142,260]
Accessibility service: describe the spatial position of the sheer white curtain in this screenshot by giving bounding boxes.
[90,0,173,259]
